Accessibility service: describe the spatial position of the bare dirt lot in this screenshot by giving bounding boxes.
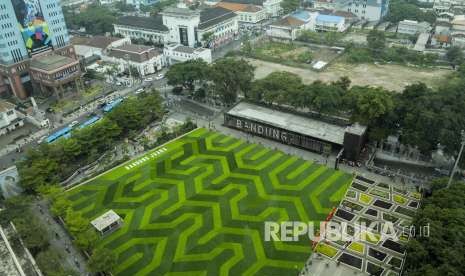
[249,58,451,92]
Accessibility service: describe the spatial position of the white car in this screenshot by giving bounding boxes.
[156,74,164,80]
[69,121,79,128]
[135,88,145,94]
[144,77,153,82]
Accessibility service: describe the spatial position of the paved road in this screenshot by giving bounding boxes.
[0,77,168,169]
[32,201,89,275]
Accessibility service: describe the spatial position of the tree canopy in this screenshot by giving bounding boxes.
[386,0,436,23]
[209,58,255,105]
[166,59,210,91]
[280,0,300,14]
[404,179,465,276]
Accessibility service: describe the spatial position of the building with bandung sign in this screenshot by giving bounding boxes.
[0,0,81,99]
[224,102,367,161]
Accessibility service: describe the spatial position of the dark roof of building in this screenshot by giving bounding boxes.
[174,45,195,54]
[71,35,122,49]
[220,0,264,6]
[108,44,160,63]
[116,15,168,32]
[30,54,78,71]
[199,7,237,30]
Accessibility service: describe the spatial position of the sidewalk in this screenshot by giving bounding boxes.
[31,201,89,275]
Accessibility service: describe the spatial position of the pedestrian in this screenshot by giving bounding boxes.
[55,232,59,239]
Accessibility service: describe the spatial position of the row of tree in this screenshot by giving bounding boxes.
[167,57,465,156]
[18,92,164,194]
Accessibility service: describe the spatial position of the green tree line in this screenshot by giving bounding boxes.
[18,92,164,194]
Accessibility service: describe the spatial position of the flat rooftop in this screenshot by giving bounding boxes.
[226,102,350,145]
[30,54,77,71]
[91,210,121,231]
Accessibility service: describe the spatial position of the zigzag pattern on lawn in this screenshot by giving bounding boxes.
[67,128,352,276]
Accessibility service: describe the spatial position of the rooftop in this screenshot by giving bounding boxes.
[316,14,344,23]
[216,2,262,12]
[291,10,313,22]
[91,210,121,232]
[116,15,168,32]
[162,7,200,16]
[199,7,237,30]
[71,35,122,49]
[219,0,264,5]
[270,16,305,28]
[30,54,78,72]
[114,44,154,53]
[227,102,350,145]
[0,101,15,113]
[173,45,195,54]
[108,44,160,63]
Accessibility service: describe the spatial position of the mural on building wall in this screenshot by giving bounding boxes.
[12,0,52,56]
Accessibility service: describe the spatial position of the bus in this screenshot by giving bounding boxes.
[46,126,72,143]
[79,115,101,129]
[103,98,123,112]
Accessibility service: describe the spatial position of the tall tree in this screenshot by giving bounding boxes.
[210,58,255,105]
[445,46,464,69]
[88,247,118,273]
[165,59,210,92]
[280,0,300,14]
[367,30,386,55]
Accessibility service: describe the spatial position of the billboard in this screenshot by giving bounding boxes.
[12,0,52,56]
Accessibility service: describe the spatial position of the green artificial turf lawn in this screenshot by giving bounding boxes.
[66,128,352,276]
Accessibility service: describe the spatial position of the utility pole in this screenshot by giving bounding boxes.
[447,130,465,188]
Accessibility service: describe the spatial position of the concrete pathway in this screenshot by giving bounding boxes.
[31,201,89,276]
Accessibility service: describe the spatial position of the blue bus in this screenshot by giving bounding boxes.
[79,116,101,129]
[46,126,72,143]
[103,98,123,112]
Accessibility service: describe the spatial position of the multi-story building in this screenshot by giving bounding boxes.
[335,0,389,21]
[0,0,82,99]
[114,15,169,44]
[397,20,432,35]
[115,7,238,48]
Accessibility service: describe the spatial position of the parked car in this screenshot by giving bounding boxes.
[135,88,145,94]
[144,77,153,82]
[156,74,164,80]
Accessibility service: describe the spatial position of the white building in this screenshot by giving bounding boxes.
[267,10,346,40]
[315,14,347,32]
[91,210,123,236]
[164,44,213,64]
[397,20,432,35]
[215,2,267,24]
[0,101,23,136]
[336,0,389,21]
[114,15,169,44]
[114,7,238,48]
[103,44,166,77]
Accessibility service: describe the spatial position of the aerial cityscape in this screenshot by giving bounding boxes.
[0,0,463,275]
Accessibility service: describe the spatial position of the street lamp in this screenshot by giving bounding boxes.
[447,130,465,188]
